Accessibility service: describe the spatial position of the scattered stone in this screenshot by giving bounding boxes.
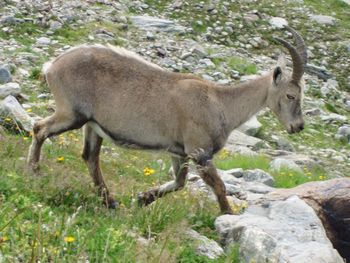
[226,168,244,178]
[305,108,322,116]
[0,83,21,99]
[237,115,262,136]
[215,196,344,263]
[305,63,333,80]
[269,158,303,173]
[0,67,12,84]
[36,37,51,46]
[0,15,24,25]
[242,169,274,187]
[321,113,347,123]
[226,130,263,149]
[335,125,350,143]
[270,135,294,152]
[49,21,63,31]
[269,17,288,28]
[130,16,186,33]
[310,14,336,25]
[186,229,224,259]
[0,95,35,132]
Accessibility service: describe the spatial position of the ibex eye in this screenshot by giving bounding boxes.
[287,94,295,100]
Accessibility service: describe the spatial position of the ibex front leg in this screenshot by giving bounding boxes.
[82,124,117,209]
[138,156,189,206]
[192,150,232,215]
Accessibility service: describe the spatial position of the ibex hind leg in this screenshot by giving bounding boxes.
[27,112,86,173]
[82,124,117,209]
[138,156,189,206]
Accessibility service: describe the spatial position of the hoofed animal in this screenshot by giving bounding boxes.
[27,26,307,214]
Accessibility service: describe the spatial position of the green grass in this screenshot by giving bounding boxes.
[215,150,328,188]
[0,133,242,262]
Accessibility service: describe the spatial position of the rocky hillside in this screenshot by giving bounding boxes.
[0,0,349,262]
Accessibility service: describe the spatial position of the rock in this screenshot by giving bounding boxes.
[0,67,12,84]
[269,17,288,29]
[341,0,350,5]
[0,83,21,99]
[0,95,35,132]
[130,16,186,33]
[226,168,244,178]
[215,196,344,263]
[266,178,350,261]
[310,14,336,25]
[191,46,207,58]
[0,15,24,25]
[321,113,347,123]
[224,145,258,157]
[270,135,294,152]
[305,108,322,116]
[243,169,274,187]
[237,115,262,136]
[186,229,224,259]
[49,21,63,31]
[335,125,350,143]
[36,37,51,46]
[269,158,303,173]
[305,63,333,80]
[225,130,263,149]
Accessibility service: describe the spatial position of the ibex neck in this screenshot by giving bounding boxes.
[215,73,272,133]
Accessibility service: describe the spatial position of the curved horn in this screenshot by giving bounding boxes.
[274,27,307,83]
[285,26,307,65]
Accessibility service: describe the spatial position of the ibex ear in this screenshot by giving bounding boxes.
[273,66,283,85]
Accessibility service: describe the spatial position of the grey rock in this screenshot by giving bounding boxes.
[49,21,63,31]
[36,37,51,46]
[305,108,322,116]
[310,15,336,25]
[271,135,294,152]
[0,83,21,99]
[335,125,350,143]
[237,115,262,136]
[243,169,274,187]
[269,17,288,29]
[269,158,303,173]
[224,145,258,157]
[186,229,224,259]
[130,16,186,33]
[321,113,347,123]
[341,0,350,4]
[0,95,35,132]
[1,15,24,25]
[215,196,344,263]
[0,67,12,84]
[191,46,207,58]
[226,130,263,149]
[305,63,333,80]
[226,168,244,178]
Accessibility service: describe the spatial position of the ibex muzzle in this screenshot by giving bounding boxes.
[27,27,307,214]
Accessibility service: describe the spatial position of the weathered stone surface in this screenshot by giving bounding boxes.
[186,229,224,259]
[269,17,288,28]
[269,158,303,173]
[225,130,263,149]
[130,16,186,33]
[0,83,21,99]
[310,14,336,25]
[265,178,350,261]
[215,196,344,263]
[237,115,262,136]
[0,95,35,132]
[0,67,12,84]
[335,125,350,143]
[242,169,274,186]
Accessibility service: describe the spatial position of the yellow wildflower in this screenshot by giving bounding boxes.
[64,236,75,243]
[57,156,65,162]
[4,117,11,122]
[26,108,32,112]
[0,236,9,242]
[143,167,155,176]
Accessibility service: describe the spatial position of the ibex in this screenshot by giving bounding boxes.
[28,26,307,214]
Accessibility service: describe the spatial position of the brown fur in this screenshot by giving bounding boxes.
[27,42,306,214]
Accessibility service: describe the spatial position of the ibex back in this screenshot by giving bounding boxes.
[28,27,307,214]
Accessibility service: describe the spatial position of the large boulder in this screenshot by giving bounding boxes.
[215,196,344,263]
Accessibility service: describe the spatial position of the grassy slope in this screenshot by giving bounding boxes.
[0,0,349,262]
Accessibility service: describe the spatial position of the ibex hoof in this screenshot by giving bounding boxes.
[137,191,156,207]
[104,197,118,209]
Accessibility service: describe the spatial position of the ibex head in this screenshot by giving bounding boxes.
[267,26,308,134]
